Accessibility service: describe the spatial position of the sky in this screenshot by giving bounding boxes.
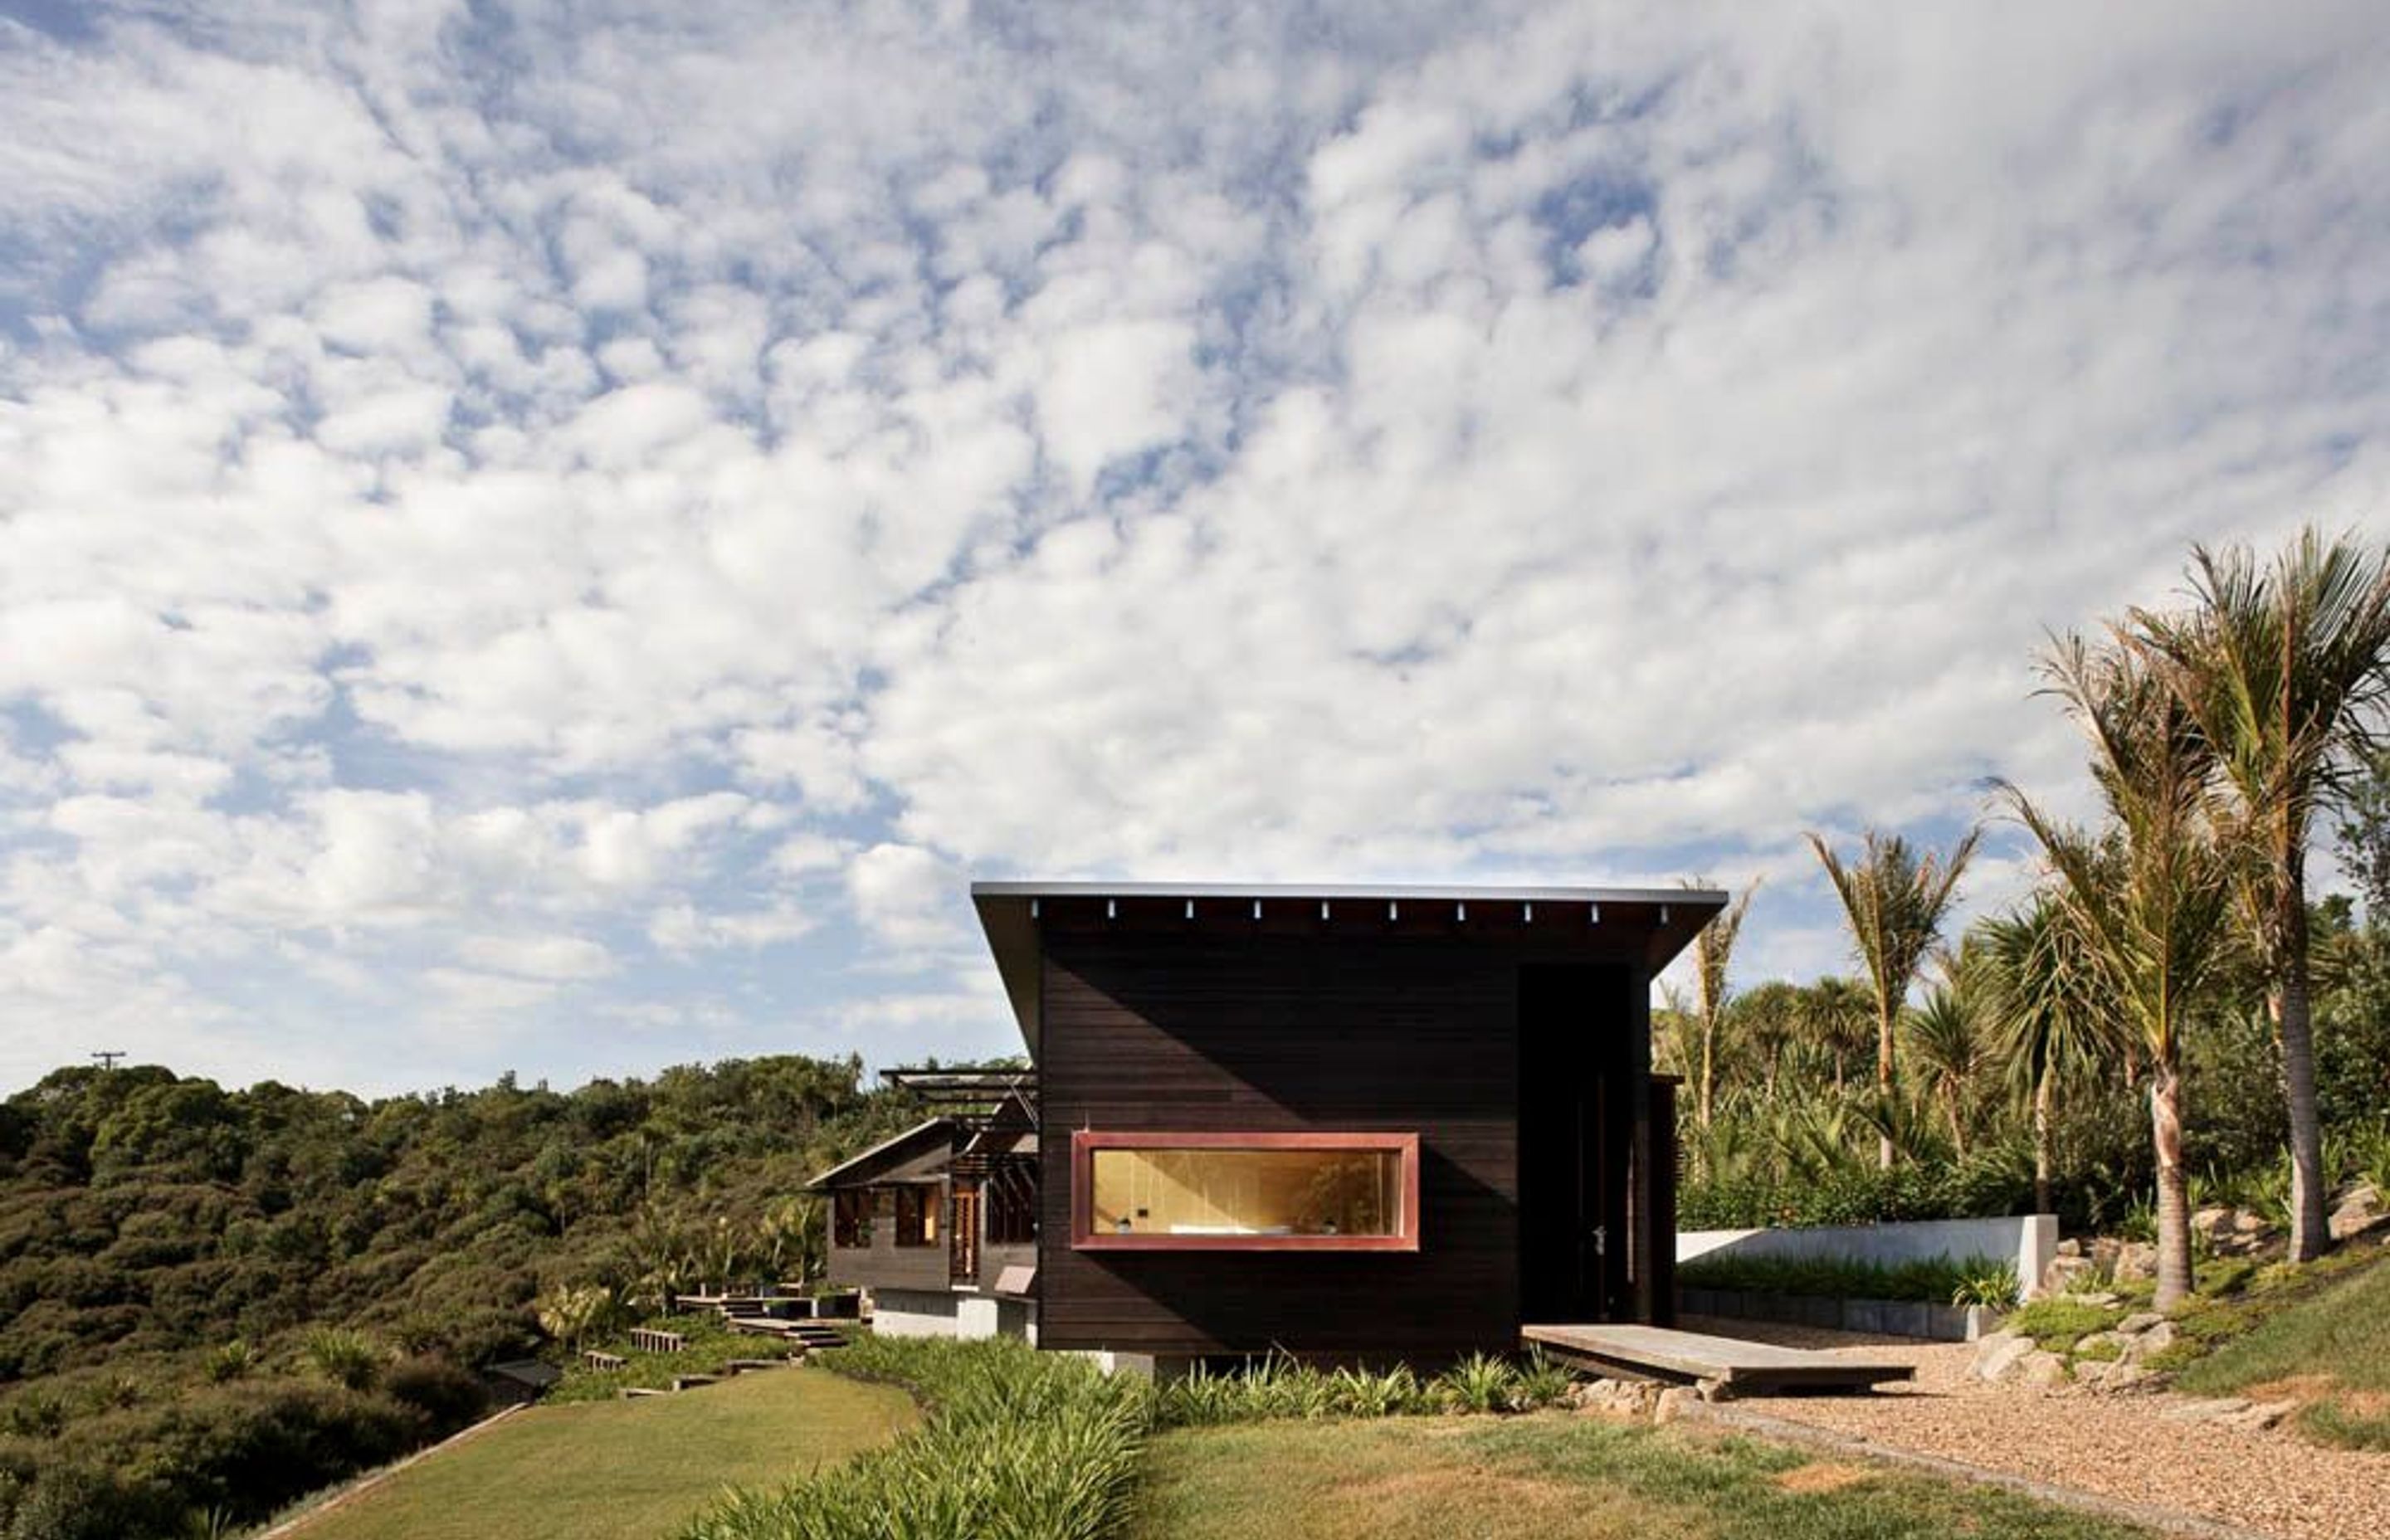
[1,0,2385,1097]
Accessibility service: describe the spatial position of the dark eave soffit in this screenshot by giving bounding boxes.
[969,880,1732,1061]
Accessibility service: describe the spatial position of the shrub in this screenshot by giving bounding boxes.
[1433,1352,1519,1414]
[1324,1364,1422,1418]
[100,1381,425,1522]
[301,1328,383,1391]
[1677,1251,2009,1304]
[380,1357,489,1439]
[1513,1348,1573,1409]
[0,1389,67,1440]
[1952,1260,2022,1309]
[2003,1298,2124,1351]
[202,1340,255,1385]
[1677,1149,2036,1231]
[0,1460,177,1540]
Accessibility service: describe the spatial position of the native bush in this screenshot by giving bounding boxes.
[379,1357,488,1439]
[300,1328,383,1391]
[680,1335,1149,1540]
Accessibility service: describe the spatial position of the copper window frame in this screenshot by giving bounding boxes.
[1070,1130,1421,1253]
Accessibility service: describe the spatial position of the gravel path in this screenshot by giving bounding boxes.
[1686,1317,2390,1540]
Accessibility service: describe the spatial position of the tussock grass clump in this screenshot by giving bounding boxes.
[679,1336,1148,1540]
[1152,1349,1569,1425]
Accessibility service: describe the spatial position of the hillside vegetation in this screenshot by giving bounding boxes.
[0,1055,926,1540]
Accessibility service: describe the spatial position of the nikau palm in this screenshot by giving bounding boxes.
[2006,633,2235,1310]
[1904,982,1988,1160]
[2132,529,2390,1260]
[1973,894,2117,1215]
[1808,828,1982,1168]
[1797,977,1874,1094]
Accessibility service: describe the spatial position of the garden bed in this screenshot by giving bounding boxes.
[1681,1288,2004,1342]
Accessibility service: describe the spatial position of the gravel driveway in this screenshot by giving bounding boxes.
[1688,1317,2390,1540]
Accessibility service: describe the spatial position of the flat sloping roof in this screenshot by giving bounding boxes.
[971,880,1729,1059]
[805,1116,952,1191]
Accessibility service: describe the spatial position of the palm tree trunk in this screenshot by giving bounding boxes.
[1878,1003,1896,1170]
[1947,1090,1967,1162]
[2032,1073,2054,1215]
[2278,851,2333,1261]
[1699,1017,1715,1130]
[2151,1056,2194,1311]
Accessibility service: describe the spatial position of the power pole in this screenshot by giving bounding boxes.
[90,1050,125,1071]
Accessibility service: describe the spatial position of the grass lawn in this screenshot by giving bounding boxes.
[1129,1415,2155,1540]
[280,1365,916,1540]
[2175,1245,2390,1448]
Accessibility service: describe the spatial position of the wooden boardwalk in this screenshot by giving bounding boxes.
[1522,1323,1914,1394]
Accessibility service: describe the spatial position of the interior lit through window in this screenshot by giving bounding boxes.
[1090,1147,1402,1238]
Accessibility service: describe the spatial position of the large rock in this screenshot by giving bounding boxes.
[2220,1400,2299,1433]
[1573,1377,1663,1419]
[2330,1183,2383,1241]
[2158,1396,2299,1432]
[1653,1386,1700,1425]
[2111,1242,2158,1283]
[2115,1312,2165,1336]
[2127,1320,2177,1358]
[2075,1331,2134,1361]
[1973,1331,2036,1382]
[2075,1358,2156,1394]
[2018,1351,2071,1389]
[2041,1255,2095,1295]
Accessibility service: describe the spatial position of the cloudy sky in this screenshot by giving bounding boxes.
[1,0,2383,1096]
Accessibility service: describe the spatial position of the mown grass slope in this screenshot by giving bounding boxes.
[1127,1415,2156,1540]
[282,1365,915,1540]
[2175,1245,2390,1448]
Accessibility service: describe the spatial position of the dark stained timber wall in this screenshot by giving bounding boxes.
[827,1185,954,1293]
[1033,907,1650,1361]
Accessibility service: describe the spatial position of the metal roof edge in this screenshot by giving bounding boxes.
[804,1116,953,1191]
[969,880,1729,906]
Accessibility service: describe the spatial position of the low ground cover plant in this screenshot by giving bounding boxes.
[1678,1252,2017,1307]
[681,1337,1582,1540]
[680,1336,1149,1540]
[2169,1245,2390,1446]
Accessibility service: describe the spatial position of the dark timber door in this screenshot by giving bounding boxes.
[1519,967,1633,1323]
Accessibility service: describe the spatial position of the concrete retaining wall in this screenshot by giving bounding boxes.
[1677,1214,2060,1300]
[869,1289,1036,1343]
[1677,1286,2004,1341]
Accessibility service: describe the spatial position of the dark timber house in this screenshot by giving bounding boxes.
[809,1072,1041,1339]
[819,880,1724,1369]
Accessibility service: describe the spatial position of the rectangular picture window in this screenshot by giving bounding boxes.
[1071,1132,1418,1252]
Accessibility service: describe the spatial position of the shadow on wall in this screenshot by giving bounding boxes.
[1677,1215,2060,1300]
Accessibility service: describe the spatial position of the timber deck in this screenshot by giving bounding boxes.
[1521,1323,1914,1394]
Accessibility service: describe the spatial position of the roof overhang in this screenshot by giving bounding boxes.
[804,1116,952,1191]
[970,880,1731,1060]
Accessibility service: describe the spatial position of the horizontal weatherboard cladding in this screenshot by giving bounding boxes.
[1033,914,1646,1359]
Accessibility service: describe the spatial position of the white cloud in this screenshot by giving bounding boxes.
[0,0,2383,1093]
[458,933,617,981]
